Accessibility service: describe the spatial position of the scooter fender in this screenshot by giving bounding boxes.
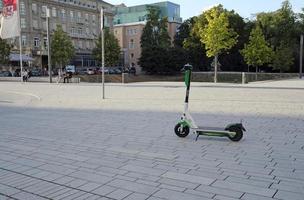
[225,123,246,132]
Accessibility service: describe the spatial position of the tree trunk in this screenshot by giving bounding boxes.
[214,54,218,83]
[255,66,258,81]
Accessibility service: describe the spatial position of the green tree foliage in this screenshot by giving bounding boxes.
[272,42,294,72]
[93,28,121,67]
[199,5,238,57]
[197,5,238,81]
[51,25,75,68]
[256,1,297,71]
[174,17,210,71]
[241,27,274,71]
[0,38,11,65]
[140,6,174,74]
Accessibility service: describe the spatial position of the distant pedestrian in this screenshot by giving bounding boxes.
[57,68,63,84]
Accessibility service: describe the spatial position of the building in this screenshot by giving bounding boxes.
[3,0,114,71]
[113,1,182,73]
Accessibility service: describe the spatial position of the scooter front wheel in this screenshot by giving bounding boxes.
[227,126,243,142]
[174,124,190,138]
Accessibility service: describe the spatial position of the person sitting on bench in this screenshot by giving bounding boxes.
[63,71,72,83]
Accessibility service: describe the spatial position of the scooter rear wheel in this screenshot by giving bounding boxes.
[228,126,243,142]
[175,124,190,138]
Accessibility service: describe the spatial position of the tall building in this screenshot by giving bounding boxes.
[113,1,182,73]
[5,0,114,70]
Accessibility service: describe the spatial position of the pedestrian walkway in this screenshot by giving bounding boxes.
[0,79,303,199]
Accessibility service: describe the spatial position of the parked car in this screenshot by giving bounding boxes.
[98,67,109,74]
[0,71,12,77]
[76,68,87,75]
[86,68,95,75]
[30,69,42,76]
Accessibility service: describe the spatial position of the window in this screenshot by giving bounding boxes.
[85,14,89,22]
[92,15,96,23]
[21,35,27,46]
[20,18,26,28]
[41,6,46,17]
[70,10,74,21]
[32,3,37,14]
[52,7,57,17]
[60,9,66,20]
[20,1,26,15]
[62,24,67,32]
[34,37,39,47]
[43,37,48,49]
[129,39,135,49]
[86,41,90,49]
[42,21,47,31]
[79,40,83,49]
[131,53,134,58]
[32,19,38,29]
[52,23,57,31]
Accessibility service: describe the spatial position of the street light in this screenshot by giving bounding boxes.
[44,6,52,83]
[300,34,303,79]
[100,7,105,99]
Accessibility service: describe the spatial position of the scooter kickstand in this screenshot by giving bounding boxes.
[195,132,200,141]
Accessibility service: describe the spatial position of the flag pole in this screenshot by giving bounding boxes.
[17,0,23,82]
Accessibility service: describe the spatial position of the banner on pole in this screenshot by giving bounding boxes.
[100,7,104,30]
[0,0,20,39]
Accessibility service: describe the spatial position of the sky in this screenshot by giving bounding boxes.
[109,0,304,20]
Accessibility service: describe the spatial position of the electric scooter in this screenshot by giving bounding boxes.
[174,64,245,141]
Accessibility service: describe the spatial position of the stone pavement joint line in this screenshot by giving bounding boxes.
[0,167,117,200]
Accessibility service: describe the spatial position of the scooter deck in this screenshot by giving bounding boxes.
[194,126,234,141]
[195,126,226,131]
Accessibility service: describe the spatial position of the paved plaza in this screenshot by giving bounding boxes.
[0,79,304,200]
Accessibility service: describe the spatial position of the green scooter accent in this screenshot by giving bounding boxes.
[175,64,246,141]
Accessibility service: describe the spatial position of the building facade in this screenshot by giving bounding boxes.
[4,0,114,70]
[113,1,182,73]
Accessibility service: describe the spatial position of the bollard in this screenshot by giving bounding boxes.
[242,72,246,84]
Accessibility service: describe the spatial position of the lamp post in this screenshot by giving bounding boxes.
[300,34,303,79]
[46,7,52,83]
[101,7,105,99]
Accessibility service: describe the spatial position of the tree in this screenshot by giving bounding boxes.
[198,5,238,82]
[0,38,11,65]
[93,28,121,67]
[241,26,274,74]
[256,1,297,71]
[51,25,75,69]
[272,42,294,72]
[174,17,210,71]
[139,6,172,74]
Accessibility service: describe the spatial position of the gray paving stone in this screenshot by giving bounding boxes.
[120,164,166,176]
[241,193,279,200]
[11,191,48,200]
[69,171,113,184]
[0,184,21,196]
[184,189,215,199]
[122,193,150,200]
[225,176,272,188]
[159,184,185,192]
[77,182,102,192]
[274,190,304,200]
[212,180,277,197]
[91,185,116,196]
[153,189,210,200]
[107,179,159,195]
[196,185,243,198]
[106,189,132,200]
[161,172,215,185]
[214,195,239,200]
